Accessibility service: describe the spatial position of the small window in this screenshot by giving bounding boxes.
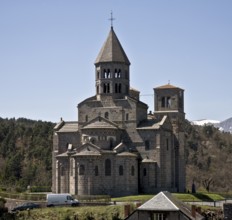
[90,137,96,144]
[105,112,109,119]
[166,138,169,151]
[119,165,123,176]
[153,213,166,220]
[85,115,88,122]
[118,83,121,93]
[167,97,171,108]
[145,140,150,151]
[105,159,111,176]
[115,83,118,93]
[131,166,135,176]
[95,166,99,176]
[103,69,107,78]
[103,83,110,93]
[107,69,111,78]
[126,113,129,121]
[109,138,114,149]
[143,168,147,176]
[118,69,121,78]
[79,165,85,175]
[161,97,165,108]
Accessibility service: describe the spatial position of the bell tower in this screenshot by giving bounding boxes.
[94,27,130,100]
[154,83,186,192]
[154,83,185,131]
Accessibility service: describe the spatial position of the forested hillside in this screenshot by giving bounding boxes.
[0,117,232,193]
[0,118,54,191]
[185,121,232,193]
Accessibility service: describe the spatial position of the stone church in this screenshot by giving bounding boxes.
[52,26,186,196]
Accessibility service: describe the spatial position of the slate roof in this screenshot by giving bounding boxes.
[138,191,179,211]
[95,27,130,65]
[138,191,204,220]
[82,116,119,130]
[137,115,168,130]
[56,121,79,132]
[116,152,137,157]
[154,83,183,90]
[74,150,101,156]
[141,158,156,163]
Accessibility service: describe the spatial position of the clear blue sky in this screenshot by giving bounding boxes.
[1,0,232,122]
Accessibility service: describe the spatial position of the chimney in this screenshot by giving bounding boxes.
[124,204,131,218]
[191,205,196,218]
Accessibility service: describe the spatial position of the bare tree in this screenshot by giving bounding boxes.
[202,177,214,192]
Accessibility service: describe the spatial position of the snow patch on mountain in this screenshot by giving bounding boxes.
[191,119,220,126]
[191,118,232,133]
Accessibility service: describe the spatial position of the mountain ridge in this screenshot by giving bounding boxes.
[191,117,232,133]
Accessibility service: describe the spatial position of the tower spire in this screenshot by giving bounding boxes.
[108,11,115,28]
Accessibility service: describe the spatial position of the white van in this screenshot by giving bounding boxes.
[47,193,79,207]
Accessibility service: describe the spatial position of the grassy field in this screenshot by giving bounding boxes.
[112,192,225,203]
[8,192,227,220]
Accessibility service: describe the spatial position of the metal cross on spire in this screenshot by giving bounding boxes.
[109,11,115,28]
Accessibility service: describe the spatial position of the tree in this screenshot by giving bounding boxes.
[202,177,214,192]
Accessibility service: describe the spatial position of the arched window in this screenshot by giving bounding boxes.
[95,166,99,176]
[105,159,111,176]
[109,138,114,149]
[104,112,109,119]
[161,97,165,107]
[143,168,147,176]
[167,97,171,108]
[107,69,111,78]
[79,165,85,175]
[115,83,118,93]
[103,69,107,78]
[126,113,129,121]
[118,83,121,93]
[145,140,150,151]
[90,137,96,144]
[119,165,123,176]
[118,69,121,78]
[114,69,118,78]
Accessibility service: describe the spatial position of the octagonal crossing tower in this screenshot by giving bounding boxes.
[94,27,131,101]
